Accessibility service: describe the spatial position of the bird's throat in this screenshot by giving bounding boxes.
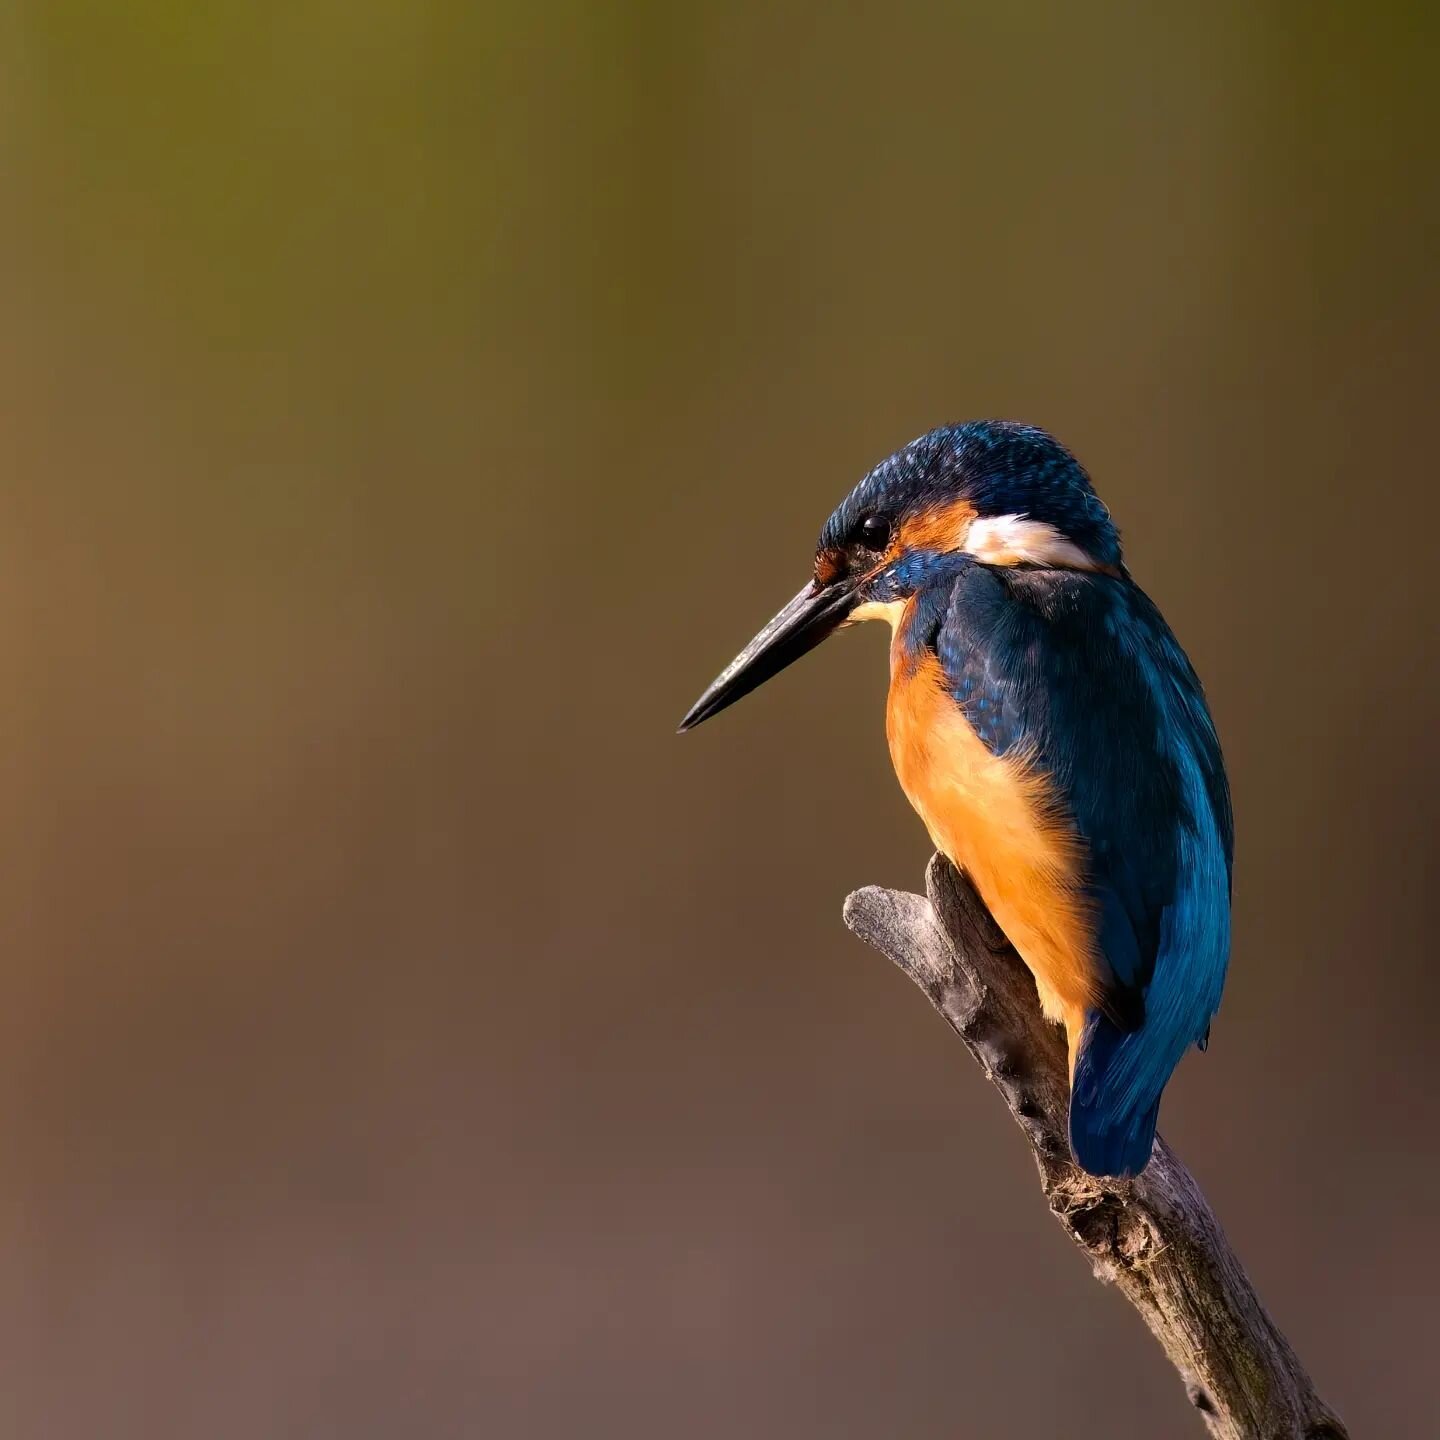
[846,598,908,630]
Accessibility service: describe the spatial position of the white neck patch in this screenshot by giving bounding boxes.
[966,514,1108,572]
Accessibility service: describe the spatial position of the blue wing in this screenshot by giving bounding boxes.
[907,560,1232,1174]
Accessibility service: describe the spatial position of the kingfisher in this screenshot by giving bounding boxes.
[680,421,1232,1178]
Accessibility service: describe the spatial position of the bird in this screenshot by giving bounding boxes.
[679,421,1232,1178]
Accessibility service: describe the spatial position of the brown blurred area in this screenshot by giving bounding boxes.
[1,3,1436,1436]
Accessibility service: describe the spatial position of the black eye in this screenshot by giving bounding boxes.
[856,515,891,551]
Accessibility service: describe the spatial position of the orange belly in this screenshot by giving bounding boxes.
[886,641,1104,1051]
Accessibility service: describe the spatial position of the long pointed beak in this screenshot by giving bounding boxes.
[678,577,859,732]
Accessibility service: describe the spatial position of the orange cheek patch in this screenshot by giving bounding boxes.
[896,498,977,555]
[814,548,845,585]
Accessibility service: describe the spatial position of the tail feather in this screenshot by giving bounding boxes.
[1068,1011,1162,1178]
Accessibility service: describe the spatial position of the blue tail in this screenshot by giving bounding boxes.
[1069,1012,1163,1178]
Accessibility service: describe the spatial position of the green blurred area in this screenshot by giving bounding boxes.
[1,5,1437,1438]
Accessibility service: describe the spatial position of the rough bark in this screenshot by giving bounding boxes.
[843,855,1348,1440]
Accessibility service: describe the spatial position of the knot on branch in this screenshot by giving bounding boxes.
[1049,1183,1159,1272]
[1187,1381,1217,1415]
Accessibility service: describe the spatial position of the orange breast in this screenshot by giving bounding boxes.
[885,638,1105,1043]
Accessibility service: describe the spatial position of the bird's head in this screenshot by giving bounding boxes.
[679,421,1123,731]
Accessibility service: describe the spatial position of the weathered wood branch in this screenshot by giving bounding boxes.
[843,855,1348,1440]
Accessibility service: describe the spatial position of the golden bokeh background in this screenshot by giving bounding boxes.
[2,4,1436,1436]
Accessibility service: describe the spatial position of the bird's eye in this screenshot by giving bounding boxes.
[856,515,891,551]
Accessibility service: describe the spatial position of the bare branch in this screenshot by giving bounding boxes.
[843,856,1348,1440]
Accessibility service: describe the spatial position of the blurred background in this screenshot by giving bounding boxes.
[2,3,1436,1436]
